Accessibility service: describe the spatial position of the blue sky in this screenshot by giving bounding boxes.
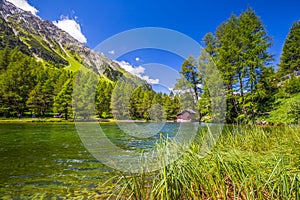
[6,0,300,89]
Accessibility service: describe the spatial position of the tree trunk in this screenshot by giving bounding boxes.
[238,72,248,118]
[64,108,68,120]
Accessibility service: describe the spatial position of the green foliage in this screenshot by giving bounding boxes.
[0,46,180,120]
[95,78,114,118]
[250,66,277,114]
[0,17,30,54]
[284,76,300,94]
[26,68,62,115]
[201,7,273,123]
[0,9,182,120]
[0,49,40,116]
[111,78,134,119]
[178,56,202,100]
[0,47,10,71]
[53,76,74,120]
[278,20,300,76]
[26,83,49,115]
[0,7,299,123]
[72,70,99,120]
[198,50,226,123]
[174,59,199,120]
[202,33,216,56]
[0,15,69,68]
[268,94,300,125]
[149,104,166,122]
[102,63,123,81]
[0,46,75,117]
[24,34,69,68]
[163,94,180,120]
[115,126,300,199]
[197,84,211,122]
[129,86,144,119]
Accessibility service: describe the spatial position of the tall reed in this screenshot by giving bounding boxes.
[113,125,300,199]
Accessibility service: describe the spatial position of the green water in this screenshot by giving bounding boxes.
[0,123,113,199]
[0,122,181,199]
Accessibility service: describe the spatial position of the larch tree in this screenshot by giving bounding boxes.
[53,77,74,120]
[179,56,202,101]
[238,8,273,120]
[278,20,300,77]
[202,8,273,123]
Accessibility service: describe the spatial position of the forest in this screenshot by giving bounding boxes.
[0,8,299,124]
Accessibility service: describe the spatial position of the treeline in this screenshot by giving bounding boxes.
[71,71,182,121]
[176,8,300,124]
[0,47,72,118]
[0,48,108,119]
[0,47,182,120]
[112,79,180,121]
[1,7,299,124]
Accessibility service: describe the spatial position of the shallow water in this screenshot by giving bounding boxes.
[0,122,186,199]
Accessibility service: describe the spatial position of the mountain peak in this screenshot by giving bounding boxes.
[0,0,123,80]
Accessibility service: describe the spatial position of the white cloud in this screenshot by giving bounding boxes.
[117,61,142,76]
[108,50,115,55]
[131,66,145,75]
[116,61,159,84]
[53,17,87,43]
[135,57,140,62]
[7,0,39,16]
[141,75,159,84]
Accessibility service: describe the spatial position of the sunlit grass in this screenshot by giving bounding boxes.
[112,125,300,199]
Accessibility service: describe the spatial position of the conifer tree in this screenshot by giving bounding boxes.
[53,77,73,120]
[278,20,300,76]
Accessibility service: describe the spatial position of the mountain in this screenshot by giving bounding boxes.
[0,0,125,81]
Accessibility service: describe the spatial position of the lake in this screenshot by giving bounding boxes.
[0,122,197,199]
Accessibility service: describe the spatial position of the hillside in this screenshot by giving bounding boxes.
[0,0,157,119]
[0,0,124,81]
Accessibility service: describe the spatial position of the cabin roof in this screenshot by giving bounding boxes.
[177,109,196,116]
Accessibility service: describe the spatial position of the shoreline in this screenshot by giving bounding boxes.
[0,118,177,124]
[0,118,288,126]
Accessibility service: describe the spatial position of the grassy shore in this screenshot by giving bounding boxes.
[113,125,300,199]
[0,117,114,123]
[0,117,74,123]
[0,118,156,123]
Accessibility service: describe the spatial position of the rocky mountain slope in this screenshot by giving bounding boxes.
[0,0,124,81]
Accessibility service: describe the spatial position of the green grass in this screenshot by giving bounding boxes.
[0,117,74,123]
[113,125,300,199]
[64,50,84,72]
[18,28,83,72]
[268,93,300,125]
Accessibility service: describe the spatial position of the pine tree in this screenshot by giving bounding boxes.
[26,68,57,116]
[214,14,240,122]
[26,83,44,114]
[197,83,211,121]
[238,8,273,120]
[111,78,136,119]
[204,8,273,122]
[250,66,276,116]
[278,20,300,76]
[202,33,216,57]
[73,70,98,120]
[0,47,10,72]
[53,77,73,120]
[0,51,40,116]
[96,79,114,118]
[172,95,181,119]
[179,56,202,101]
[142,90,154,120]
[163,94,173,120]
[129,86,144,119]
